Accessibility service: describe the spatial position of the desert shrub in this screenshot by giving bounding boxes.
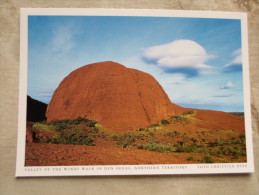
[233,150,241,159]
[112,133,140,148]
[200,146,246,159]
[200,131,206,136]
[174,143,198,153]
[196,143,206,148]
[220,146,245,159]
[138,144,172,153]
[51,128,94,145]
[217,138,225,145]
[200,148,223,157]
[50,117,97,127]
[150,123,160,128]
[240,151,247,156]
[229,136,241,144]
[210,149,224,157]
[186,156,195,161]
[169,115,188,123]
[221,146,235,155]
[164,130,181,137]
[208,138,227,147]
[136,127,157,134]
[239,134,246,145]
[182,110,197,116]
[161,119,170,125]
[230,112,244,118]
[207,142,217,147]
[69,117,97,126]
[55,124,70,132]
[204,156,214,163]
[32,123,55,133]
[50,119,70,126]
[136,128,145,132]
[181,136,190,142]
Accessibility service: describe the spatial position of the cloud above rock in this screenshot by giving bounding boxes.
[143,40,216,77]
[224,48,242,72]
[220,81,234,89]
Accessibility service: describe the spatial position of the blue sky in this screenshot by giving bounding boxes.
[28,15,244,112]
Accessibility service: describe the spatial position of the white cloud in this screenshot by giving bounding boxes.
[143,40,217,77]
[220,81,234,89]
[51,24,79,54]
[224,48,242,67]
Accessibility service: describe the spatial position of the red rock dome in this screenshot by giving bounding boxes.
[46,61,185,132]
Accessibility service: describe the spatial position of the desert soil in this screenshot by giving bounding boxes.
[25,143,189,166]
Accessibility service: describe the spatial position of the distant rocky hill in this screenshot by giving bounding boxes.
[27,96,47,122]
[46,61,186,131]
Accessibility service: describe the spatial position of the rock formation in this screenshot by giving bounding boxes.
[27,96,47,122]
[46,61,186,131]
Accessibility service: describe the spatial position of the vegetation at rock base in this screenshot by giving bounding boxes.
[32,117,105,145]
[28,111,247,164]
[137,144,172,153]
[229,112,244,118]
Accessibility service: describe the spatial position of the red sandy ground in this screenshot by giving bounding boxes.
[25,143,189,166]
[25,109,245,166]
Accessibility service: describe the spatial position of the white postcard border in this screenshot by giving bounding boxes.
[16,8,254,177]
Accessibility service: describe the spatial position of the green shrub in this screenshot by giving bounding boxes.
[138,144,172,153]
[161,119,169,125]
[169,115,189,124]
[174,143,197,153]
[182,110,197,116]
[55,124,70,132]
[164,130,181,137]
[239,134,246,145]
[182,136,190,142]
[32,123,56,133]
[136,128,145,132]
[233,150,241,159]
[112,133,140,148]
[204,156,214,163]
[51,128,94,145]
[230,136,241,144]
[186,156,195,161]
[216,138,226,146]
[221,146,234,155]
[208,138,227,147]
[50,117,97,127]
[136,127,157,133]
[149,123,160,128]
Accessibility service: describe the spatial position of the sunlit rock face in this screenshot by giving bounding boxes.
[46,61,185,132]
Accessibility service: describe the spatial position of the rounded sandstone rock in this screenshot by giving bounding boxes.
[46,61,185,131]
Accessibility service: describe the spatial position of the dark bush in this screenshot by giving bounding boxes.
[50,117,97,127]
[161,119,169,125]
[165,130,181,137]
[51,128,94,145]
[204,156,214,163]
[138,144,172,153]
[112,133,141,148]
[174,143,197,153]
[150,123,160,128]
[186,156,195,161]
